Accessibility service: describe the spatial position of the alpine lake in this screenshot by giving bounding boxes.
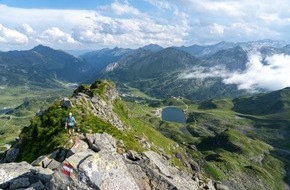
[161,107,186,123]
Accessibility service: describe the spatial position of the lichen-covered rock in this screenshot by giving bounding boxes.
[72,82,125,130]
[77,149,140,190]
[126,150,141,161]
[2,132,226,190]
[69,136,89,154]
[50,133,140,190]
[0,161,53,190]
[143,151,171,177]
[136,151,200,190]
[31,156,61,170]
[215,183,230,190]
[126,164,151,190]
[86,133,116,153]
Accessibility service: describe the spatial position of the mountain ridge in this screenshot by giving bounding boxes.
[0,45,94,87]
[1,39,290,100]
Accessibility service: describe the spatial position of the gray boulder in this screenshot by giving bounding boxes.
[5,147,19,163]
[0,161,53,190]
[133,151,201,190]
[50,133,140,190]
[86,133,116,153]
[1,132,225,190]
[143,151,171,177]
[78,149,140,189]
[31,156,61,170]
[61,98,73,108]
[8,177,30,189]
[69,136,89,154]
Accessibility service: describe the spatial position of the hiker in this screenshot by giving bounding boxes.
[65,112,77,136]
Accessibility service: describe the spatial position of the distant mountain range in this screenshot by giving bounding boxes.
[0,45,94,88]
[1,40,290,100]
[85,40,287,100]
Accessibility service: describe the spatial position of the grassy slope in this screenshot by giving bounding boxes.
[127,97,288,190]
[0,86,74,152]
[188,99,288,189]
[16,81,188,171]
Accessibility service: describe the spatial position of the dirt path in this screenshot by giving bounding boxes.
[0,114,34,128]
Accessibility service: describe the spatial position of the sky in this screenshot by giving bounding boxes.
[1,0,290,51]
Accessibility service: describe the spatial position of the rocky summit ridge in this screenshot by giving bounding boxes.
[0,80,228,190]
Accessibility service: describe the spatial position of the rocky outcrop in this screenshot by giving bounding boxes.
[0,132,227,190]
[0,161,53,190]
[126,150,200,190]
[61,97,73,108]
[66,81,125,129]
[31,156,61,170]
[50,133,141,189]
[0,141,20,163]
[49,133,220,190]
[4,147,19,163]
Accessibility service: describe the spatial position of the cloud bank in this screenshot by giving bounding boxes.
[180,52,290,92]
[1,0,290,50]
[223,53,290,91]
[0,24,28,44]
[179,66,231,79]
[0,2,189,50]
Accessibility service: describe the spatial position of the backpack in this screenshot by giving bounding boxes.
[66,116,75,126]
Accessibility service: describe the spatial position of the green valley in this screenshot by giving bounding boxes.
[121,89,290,189]
[0,86,74,152]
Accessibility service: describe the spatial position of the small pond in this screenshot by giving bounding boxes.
[161,107,186,123]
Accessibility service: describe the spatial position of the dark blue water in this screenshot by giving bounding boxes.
[162,107,186,123]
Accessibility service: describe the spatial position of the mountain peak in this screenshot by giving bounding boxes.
[141,44,163,52]
[31,44,79,59]
[32,44,53,51]
[31,44,62,56]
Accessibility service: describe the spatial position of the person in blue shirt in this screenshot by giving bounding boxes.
[65,112,77,136]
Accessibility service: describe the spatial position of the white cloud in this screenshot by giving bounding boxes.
[19,24,34,35]
[194,0,244,17]
[179,66,231,80]
[72,11,188,48]
[72,15,141,45]
[179,51,290,92]
[0,2,190,49]
[0,24,28,44]
[144,0,175,11]
[111,1,141,16]
[223,53,290,91]
[99,1,142,16]
[210,23,224,35]
[174,0,290,44]
[0,1,290,50]
[38,27,77,45]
